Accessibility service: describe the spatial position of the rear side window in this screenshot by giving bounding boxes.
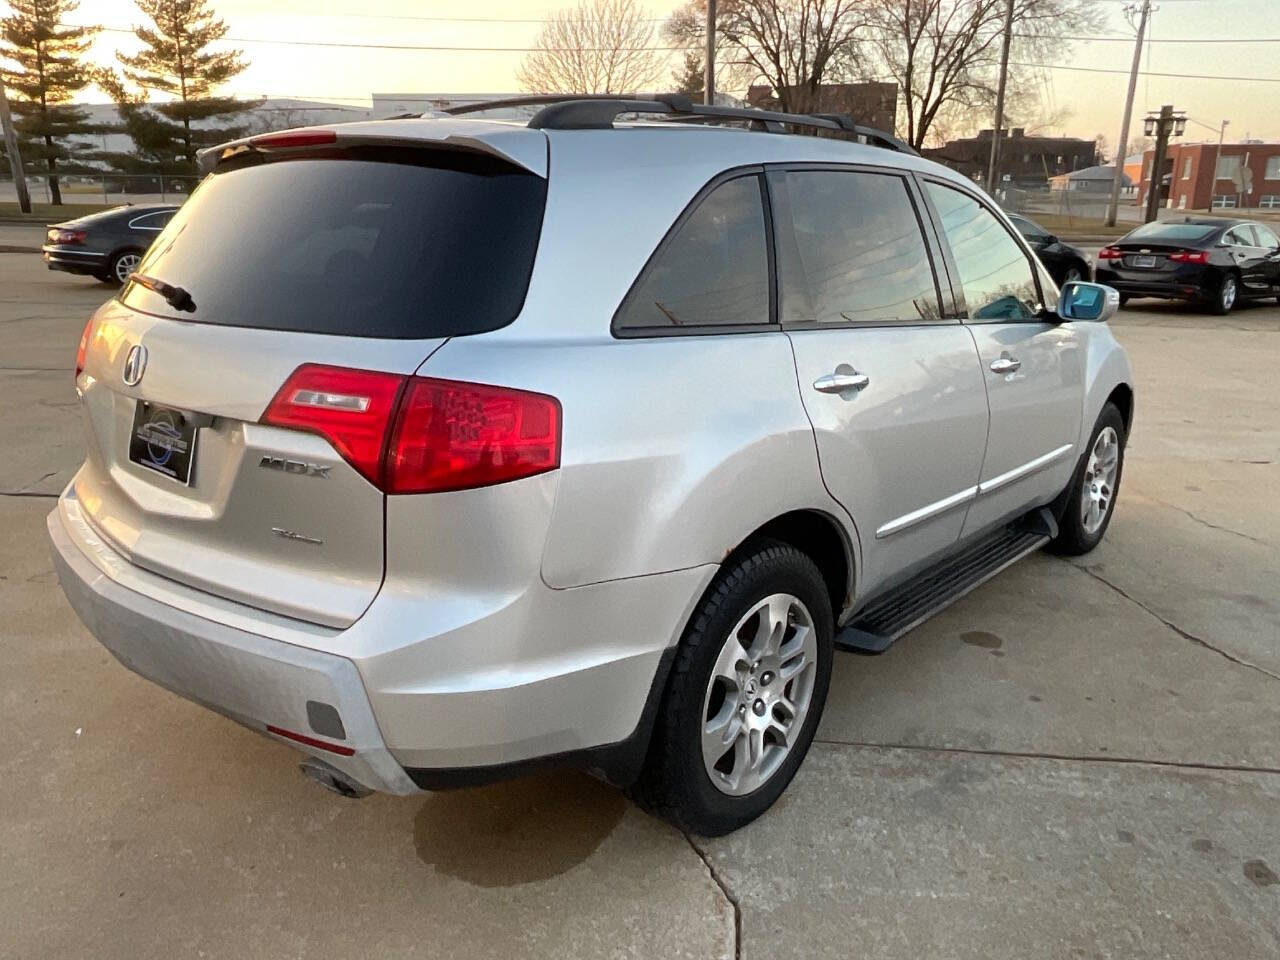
[614,175,770,333]
[780,170,941,325]
[925,181,1040,321]
[122,149,547,339]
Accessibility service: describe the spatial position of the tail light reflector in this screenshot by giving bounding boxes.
[75,317,93,380]
[262,365,561,494]
[50,229,87,245]
[387,378,561,494]
[249,130,337,149]
[261,364,406,487]
[1097,247,1123,260]
[1169,250,1209,264]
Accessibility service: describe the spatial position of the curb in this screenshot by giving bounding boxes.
[0,244,39,253]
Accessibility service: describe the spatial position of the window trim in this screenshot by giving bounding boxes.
[913,174,1049,325]
[767,161,956,330]
[610,165,779,339]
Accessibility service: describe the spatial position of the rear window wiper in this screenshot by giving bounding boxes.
[128,272,197,313]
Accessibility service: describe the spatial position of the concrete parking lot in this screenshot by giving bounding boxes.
[2,240,1278,959]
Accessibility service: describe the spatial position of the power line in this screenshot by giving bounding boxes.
[1011,61,1280,83]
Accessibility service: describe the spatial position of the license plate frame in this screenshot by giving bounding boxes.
[128,400,199,485]
[1131,255,1157,268]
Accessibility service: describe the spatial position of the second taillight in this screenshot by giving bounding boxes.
[262,365,560,494]
[1169,250,1209,264]
[1097,247,1123,260]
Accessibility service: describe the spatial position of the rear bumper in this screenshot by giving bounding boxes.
[49,484,713,792]
[48,494,419,795]
[1095,265,1212,301]
[43,245,106,275]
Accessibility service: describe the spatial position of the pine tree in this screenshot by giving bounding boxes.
[109,0,255,176]
[672,51,704,101]
[0,0,99,205]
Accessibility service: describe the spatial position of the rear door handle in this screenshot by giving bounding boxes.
[990,357,1021,374]
[813,371,870,394]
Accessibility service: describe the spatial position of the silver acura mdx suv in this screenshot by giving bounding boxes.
[49,95,1133,836]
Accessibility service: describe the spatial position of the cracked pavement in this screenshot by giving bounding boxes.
[1,247,1277,958]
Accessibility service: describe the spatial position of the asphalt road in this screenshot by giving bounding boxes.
[2,250,1278,959]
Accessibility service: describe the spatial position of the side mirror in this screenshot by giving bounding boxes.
[1058,281,1120,323]
[1045,235,1058,245]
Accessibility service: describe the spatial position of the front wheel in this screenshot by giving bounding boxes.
[1050,403,1126,555]
[632,540,834,836]
[1062,265,1084,284]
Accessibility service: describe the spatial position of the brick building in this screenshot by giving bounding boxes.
[1136,141,1280,211]
[924,129,1097,187]
[745,82,898,133]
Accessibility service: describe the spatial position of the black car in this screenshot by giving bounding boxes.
[1095,217,1280,315]
[1007,213,1092,286]
[42,204,180,286]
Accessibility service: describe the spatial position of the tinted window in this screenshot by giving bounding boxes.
[780,170,940,325]
[925,182,1039,321]
[615,176,769,331]
[1125,222,1216,243]
[1224,226,1253,246]
[122,149,547,339]
[129,211,175,230]
[1010,215,1048,242]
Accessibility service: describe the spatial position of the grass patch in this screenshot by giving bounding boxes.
[0,200,123,220]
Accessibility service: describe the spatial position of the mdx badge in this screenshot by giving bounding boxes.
[122,344,148,386]
[259,455,331,478]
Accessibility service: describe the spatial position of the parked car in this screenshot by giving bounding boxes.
[42,204,180,286]
[48,97,1134,836]
[1007,212,1093,286]
[1095,217,1280,314]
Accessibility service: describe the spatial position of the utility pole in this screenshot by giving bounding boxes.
[1214,119,1229,208]
[704,0,716,106]
[0,76,32,214]
[1105,0,1150,227]
[1142,104,1185,223]
[985,0,1015,194]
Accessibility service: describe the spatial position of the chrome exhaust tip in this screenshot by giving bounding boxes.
[299,757,373,798]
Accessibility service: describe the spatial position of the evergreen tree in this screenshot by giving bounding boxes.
[672,51,704,101]
[108,0,255,176]
[0,0,99,205]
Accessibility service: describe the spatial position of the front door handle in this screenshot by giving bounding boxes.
[990,357,1022,374]
[813,371,870,394]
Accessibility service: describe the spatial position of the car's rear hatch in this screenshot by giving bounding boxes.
[73,123,548,628]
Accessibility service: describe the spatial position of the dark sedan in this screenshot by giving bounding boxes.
[1095,217,1280,314]
[43,204,180,286]
[1007,213,1092,286]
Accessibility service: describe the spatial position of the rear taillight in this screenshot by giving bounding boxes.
[1097,247,1123,260]
[74,317,93,380]
[1168,250,1208,264]
[51,229,86,245]
[249,130,337,149]
[262,365,561,494]
[387,378,561,494]
[261,364,406,487]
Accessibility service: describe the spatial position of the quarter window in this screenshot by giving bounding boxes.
[924,181,1040,321]
[779,170,940,325]
[615,176,770,331]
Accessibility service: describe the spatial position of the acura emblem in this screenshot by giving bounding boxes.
[122,344,148,386]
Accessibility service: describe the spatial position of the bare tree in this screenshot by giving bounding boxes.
[859,0,1101,151]
[666,0,869,113]
[517,0,665,95]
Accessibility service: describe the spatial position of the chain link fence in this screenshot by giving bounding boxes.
[1,173,200,207]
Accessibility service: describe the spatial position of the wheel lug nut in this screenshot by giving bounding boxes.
[752,699,767,716]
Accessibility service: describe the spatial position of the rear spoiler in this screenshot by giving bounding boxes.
[197,124,549,178]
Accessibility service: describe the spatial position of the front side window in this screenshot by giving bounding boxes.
[615,176,770,332]
[779,170,941,325]
[924,181,1040,321]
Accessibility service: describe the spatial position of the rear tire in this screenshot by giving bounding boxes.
[631,540,834,836]
[1050,403,1126,556]
[104,249,143,287]
[1209,272,1238,315]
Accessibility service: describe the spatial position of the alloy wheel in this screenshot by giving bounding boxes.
[1081,426,1120,535]
[1064,267,1082,283]
[700,593,818,797]
[114,253,142,284]
[1221,275,1237,311]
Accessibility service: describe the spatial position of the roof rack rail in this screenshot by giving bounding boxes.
[443,93,919,157]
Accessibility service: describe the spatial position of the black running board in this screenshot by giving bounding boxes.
[835,508,1058,654]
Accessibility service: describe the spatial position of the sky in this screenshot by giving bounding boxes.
[15,0,1280,149]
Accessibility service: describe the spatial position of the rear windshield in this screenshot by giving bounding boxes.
[1125,222,1217,243]
[122,148,547,338]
